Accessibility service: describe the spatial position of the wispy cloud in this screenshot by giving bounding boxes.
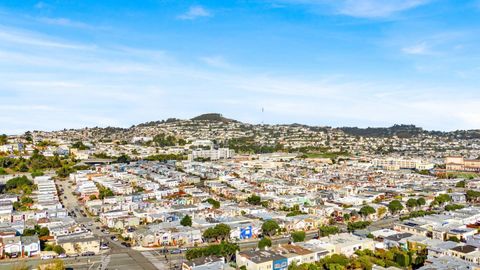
[199,55,231,69]
[278,0,431,18]
[338,0,431,18]
[402,42,431,55]
[37,17,103,30]
[177,6,211,20]
[0,26,94,50]
[34,1,49,9]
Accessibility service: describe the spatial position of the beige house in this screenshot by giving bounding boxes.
[56,236,100,255]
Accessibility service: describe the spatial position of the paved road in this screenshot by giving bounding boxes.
[55,179,160,270]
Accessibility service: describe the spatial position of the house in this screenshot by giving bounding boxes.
[182,256,225,270]
[1,236,22,257]
[21,235,40,257]
[237,250,288,270]
[56,235,100,255]
[449,245,480,264]
[270,244,316,266]
[420,255,480,270]
[318,233,375,256]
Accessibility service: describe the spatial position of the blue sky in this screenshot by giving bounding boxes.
[1,0,480,134]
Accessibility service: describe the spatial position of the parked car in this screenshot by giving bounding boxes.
[41,255,54,260]
[82,251,95,256]
[58,253,68,258]
[170,249,181,254]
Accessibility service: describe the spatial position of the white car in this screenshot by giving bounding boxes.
[58,253,68,258]
[41,255,54,260]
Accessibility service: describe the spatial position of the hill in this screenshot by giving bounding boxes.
[339,124,427,138]
[191,113,237,122]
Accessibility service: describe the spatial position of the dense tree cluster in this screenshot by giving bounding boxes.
[202,224,231,242]
[23,225,50,237]
[288,247,426,270]
[318,225,340,237]
[144,154,186,162]
[444,204,465,211]
[347,221,371,232]
[185,242,238,262]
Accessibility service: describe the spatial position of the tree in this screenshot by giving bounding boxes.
[186,242,239,262]
[406,198,418,209]
[445,204,464,211]
[56,165,75,178]
[448,236,460,242]
[388,200,404,214]
[466,190,480,202]
[181,215,192,227]
[258,237,272,249]
[319,225,339,237]
[291,231,306,242]
[215,224,231,241]
[377,207,387,218]
[262,220,280,237]
[202,224,231,242]
[359,205,376,219]
[38,227,50,237]
[116,154,131,164]
[417,197,426,207]
[347,221,371,232]
[246,194,261,205]
[433,194,452,206]
[89,194,97,200]
[6,176,33,191]
[52,245,65,255]
[206,198,220,209]
[395,251,411,267]
[456,180,466,188]
[0,134,7,145]
[71,141,89,150]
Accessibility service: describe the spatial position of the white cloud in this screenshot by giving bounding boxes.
[402,42,430,55]
[338,0,430,18]
[278,0,431,18]
[199,55,231,69]
[37,17,102,30]
[34,1,49,9]
[0,27,94,50]
[177,6,211,20]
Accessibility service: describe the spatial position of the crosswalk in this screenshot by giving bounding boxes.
[141,251,168,269]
